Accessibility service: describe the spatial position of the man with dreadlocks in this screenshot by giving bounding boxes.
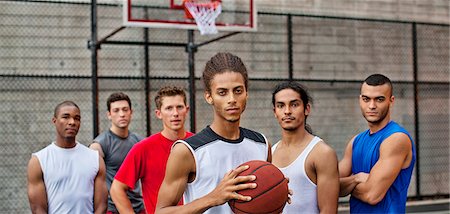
[155,52,275,214]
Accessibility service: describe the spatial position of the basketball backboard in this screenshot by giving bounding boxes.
[123,0,256,32]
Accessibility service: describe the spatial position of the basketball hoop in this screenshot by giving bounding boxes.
[183,0,222,35]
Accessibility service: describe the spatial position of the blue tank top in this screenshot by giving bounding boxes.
[350,121,416,213]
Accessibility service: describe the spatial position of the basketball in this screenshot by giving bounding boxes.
[228,160,288,214]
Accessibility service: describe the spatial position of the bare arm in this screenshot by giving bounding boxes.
[27,156,48,214]
[111,179,134,214]
[267,142,272,162]
[315,143,339,214]
[89,142,105,158]
[338,136,358,197]
[351,133,412,205]
[155,143,256,214]
[93,156,108,214]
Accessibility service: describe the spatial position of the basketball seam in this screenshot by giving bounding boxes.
[235,176,286,203]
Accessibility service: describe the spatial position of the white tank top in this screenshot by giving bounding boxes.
[177,126,269,214]
[271,136,321,214]
[33,142,99,214]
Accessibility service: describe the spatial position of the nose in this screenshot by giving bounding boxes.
[68,117,75,125]
[227,93,237,104]
[284,105,292,115]
[368,100,376,109]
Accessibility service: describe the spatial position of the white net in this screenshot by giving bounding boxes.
[184,1,222,35]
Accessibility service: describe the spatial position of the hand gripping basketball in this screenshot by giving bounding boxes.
[228,160,289,214]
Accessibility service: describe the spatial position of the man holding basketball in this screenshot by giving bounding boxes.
[110,86,194,213]
[271,81,339,213]
[339,74,416,213]
[155,52,271,214]
[89,92,145,214]
[27,101,107,213]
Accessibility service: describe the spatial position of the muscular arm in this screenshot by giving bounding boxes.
[351,133,412,205]
[93,156,108,214]
[315,143,339,214]
[338,136,358,197]
[155,143,256,214]
[110,179,134,214]
[27,156,48,214]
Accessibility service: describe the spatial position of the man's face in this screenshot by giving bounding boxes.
[108,100,132,129]
[359,83,393,125]
[155,95,189,132]
[273,88,309,131]
[53,105,81,140]
[205,71,248,123]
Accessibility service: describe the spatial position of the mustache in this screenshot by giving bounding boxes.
[282,116,295,121]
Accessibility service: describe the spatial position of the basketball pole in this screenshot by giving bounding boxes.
[187,30,197,133]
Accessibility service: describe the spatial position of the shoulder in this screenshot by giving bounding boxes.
[240,127,267,144]
[183,128,216,150]
[129,131,145,142]
[94,131,109,143]
[314,140,336,157]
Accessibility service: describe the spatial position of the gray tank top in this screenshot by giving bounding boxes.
[94,130,144,212]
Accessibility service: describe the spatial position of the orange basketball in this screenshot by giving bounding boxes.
[228,160,288,214]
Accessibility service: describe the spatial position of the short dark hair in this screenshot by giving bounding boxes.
[154,86,187,109]
[107,92,132,112]
[202,52,249,93]
[54,101,80,117]
[364,74,393,95]
[272,81,313,134]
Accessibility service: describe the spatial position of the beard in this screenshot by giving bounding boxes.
[364,106,390,125]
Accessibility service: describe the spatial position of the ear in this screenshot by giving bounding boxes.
[305,103,311,116]
[204,91,213,105]
[52,117,57,124]
[155,109,162,119]
[107,111,112,120]
[185,105,190,113]
[390,95,395,106]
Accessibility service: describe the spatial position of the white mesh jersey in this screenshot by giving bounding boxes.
[271,136,321,214]
[33,142,99,214]
[176,126,269,214]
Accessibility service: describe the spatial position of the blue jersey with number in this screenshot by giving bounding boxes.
[350,121,415,213]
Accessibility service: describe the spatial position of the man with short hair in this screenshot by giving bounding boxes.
[110,86,194,214]
[27,101,107,214]
[339,74,416,213]
[90,92,145,214]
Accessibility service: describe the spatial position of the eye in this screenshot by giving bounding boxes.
[235,88,243,94]
[112,109,119,113]
[291,102,299,107]
[362,97,369,102]
[276,103,284,109]
[177,105,184,110]
[218,90,226,96]
[377,98,385,102]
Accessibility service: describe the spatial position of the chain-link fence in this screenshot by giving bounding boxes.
[1,0,449,212]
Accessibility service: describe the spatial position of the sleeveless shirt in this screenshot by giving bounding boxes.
[351,121,416,213]
[177,126,269,214]
[33,142,99,214]
[272,136,321,214]
[94,130,144,212]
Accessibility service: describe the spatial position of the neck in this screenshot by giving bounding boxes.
[55,137,77,148]
[110,126,129,138]
[280,128,312,146]
[161,128,186,141]
[368,117,391,134]
[210,119,241,140]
